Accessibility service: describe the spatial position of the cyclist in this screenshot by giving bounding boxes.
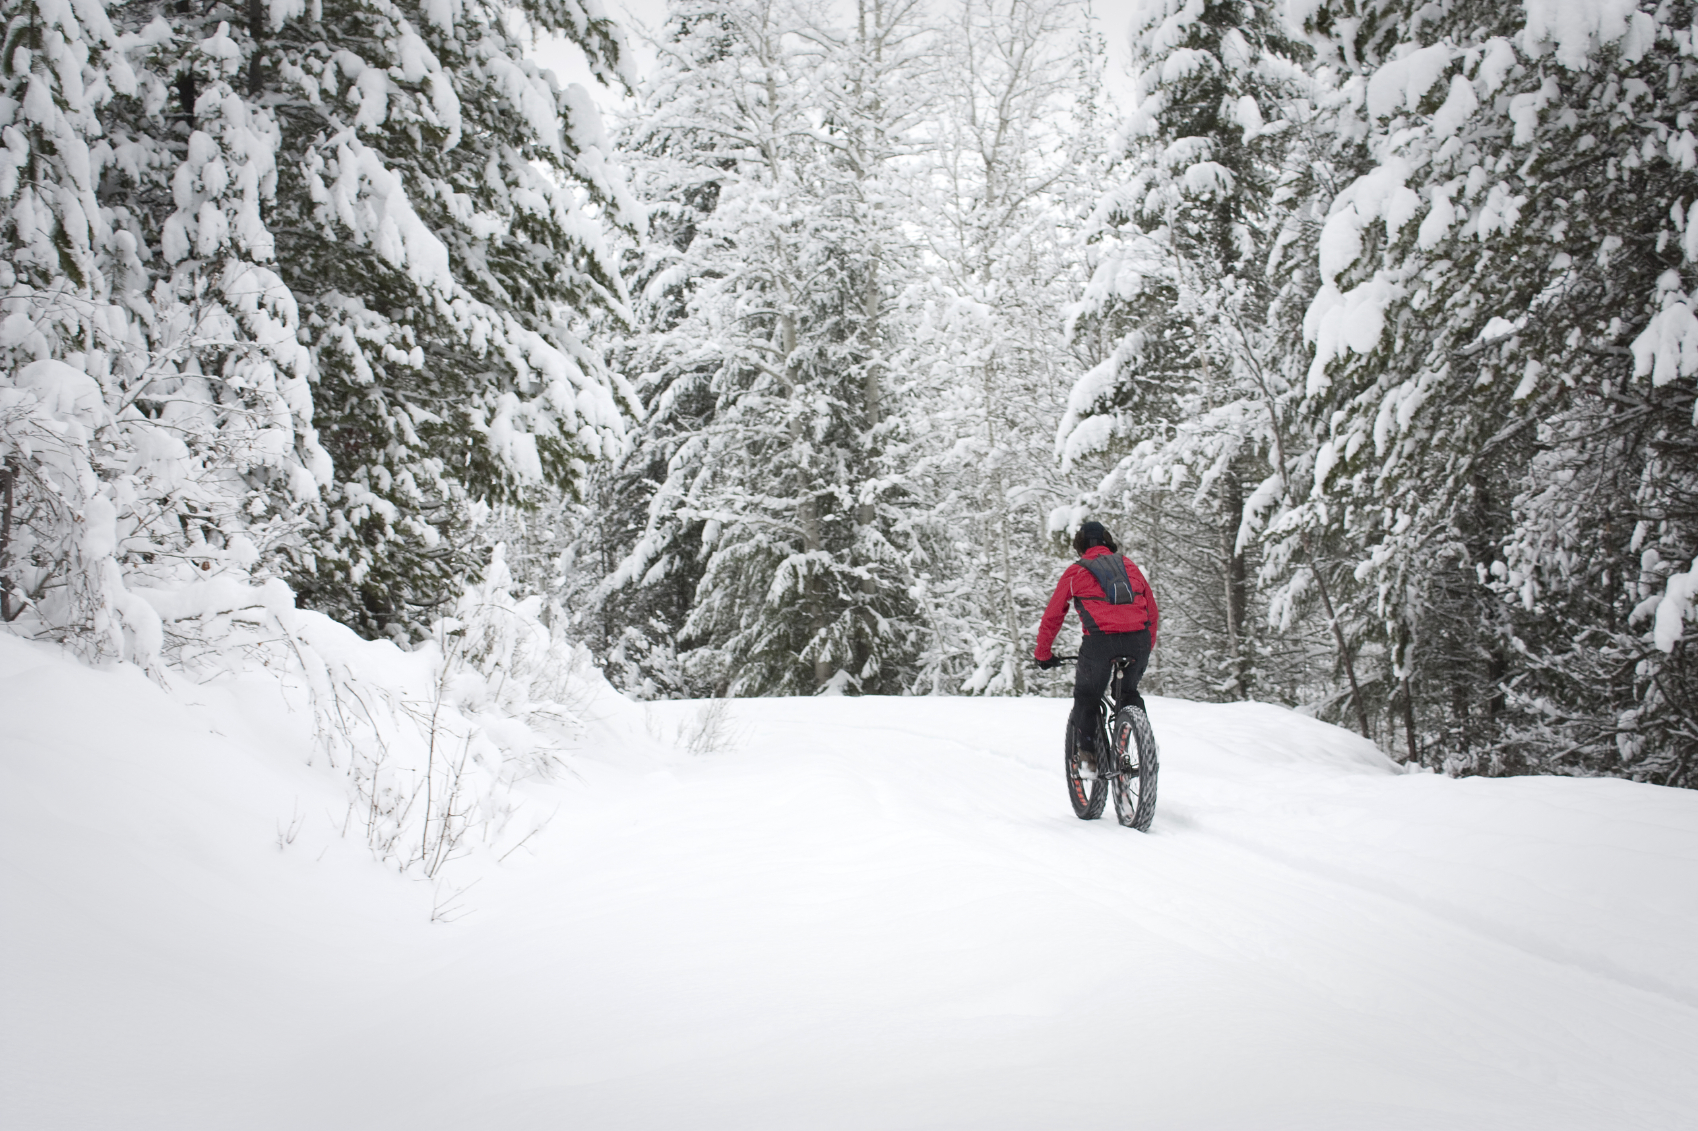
[1034,521,1159,768]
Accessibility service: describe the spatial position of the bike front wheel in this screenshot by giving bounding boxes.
[1064,722,1108,820]
[1110,706,1160,831]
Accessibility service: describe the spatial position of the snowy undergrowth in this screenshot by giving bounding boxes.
[10,539,642,882]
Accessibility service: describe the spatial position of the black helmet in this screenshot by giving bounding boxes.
[1072,521,1118,555]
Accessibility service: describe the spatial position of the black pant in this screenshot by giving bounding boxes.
[1070,630,1151,751]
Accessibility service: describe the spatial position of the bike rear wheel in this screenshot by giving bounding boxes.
[1064,720,1108,820]
[1110,706,1160,831]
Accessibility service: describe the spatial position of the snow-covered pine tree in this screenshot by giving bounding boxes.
[794,0,931,694]
[1059,0,1350,711]
[2,0,326,662]
[1291,0,1698,782]
[597,0,927,696]
[570,0,777,697]
[577,1,760,697]
[233,0,640,641]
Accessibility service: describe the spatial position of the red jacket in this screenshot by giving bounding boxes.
[1034,546,1159,661]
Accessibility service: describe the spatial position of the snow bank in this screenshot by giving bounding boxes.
[5,676,1697,1128]
[2,532,649,882]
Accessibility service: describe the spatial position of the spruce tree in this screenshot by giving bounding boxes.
[1292,0,1698,781]
[244,0,641,640]
[597,0,927,695]
[1060,0,1350,711]
[1,0,325,661]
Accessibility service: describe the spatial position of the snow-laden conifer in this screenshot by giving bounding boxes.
[1058,0,1352,711]
[596,0,928,696]
[1291,0,1698,781]
[1,0,327,663]
[244,0,641,639]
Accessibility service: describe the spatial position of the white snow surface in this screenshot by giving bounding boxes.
[4,633,1698,1130]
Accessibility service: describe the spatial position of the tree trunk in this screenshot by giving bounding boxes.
[247,0,265,95]
[1310,557,1372,739]
[1220,466,1248,698]
[856,255,879,552]
[801,494,829,687]
[852,0,883,689]
[0,457,16,622]
[1402,676,1419,765]
[780,310,830,689]
[982,359,1024,694]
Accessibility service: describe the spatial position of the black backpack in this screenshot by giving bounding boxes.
[1079,554,1135,604]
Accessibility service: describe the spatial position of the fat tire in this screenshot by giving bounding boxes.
[1064,722,1108,820]
[1110,706,1160,831]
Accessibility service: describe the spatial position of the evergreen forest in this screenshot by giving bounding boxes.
[7,0,1698,789]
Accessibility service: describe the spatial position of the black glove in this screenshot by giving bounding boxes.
[1036,656,1060,670]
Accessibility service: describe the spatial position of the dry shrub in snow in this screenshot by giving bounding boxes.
[682,696,740,757]
[138,544,623,876]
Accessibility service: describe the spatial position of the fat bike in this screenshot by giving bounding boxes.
[1047,654,1159,831]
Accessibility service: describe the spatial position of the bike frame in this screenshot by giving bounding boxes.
[1045,653,1135,779]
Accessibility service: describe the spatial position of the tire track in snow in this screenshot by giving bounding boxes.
[1180,814,1698,1013]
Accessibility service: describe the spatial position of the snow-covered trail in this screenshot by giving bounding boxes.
[5,640,1698,1130]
